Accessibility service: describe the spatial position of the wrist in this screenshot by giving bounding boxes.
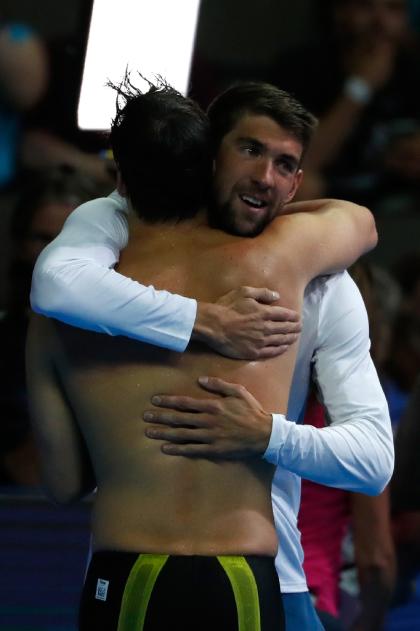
[257,411,273,455]
[191,301,223,346]
[343,76,373,105]
[263,413,282,463]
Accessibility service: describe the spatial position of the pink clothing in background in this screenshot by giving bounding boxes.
[298,395,351,617]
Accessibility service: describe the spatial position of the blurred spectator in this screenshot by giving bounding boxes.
[392,377,420,514]
[347,261,404,428]
[0,22,48,189]
[391,378,420,605]
[392,251,420,319]
[298,394,351,630]
[367,265,401,368]
[383,253,420,429]
[0,166,106,486]
[381,311,420,429]
[0,21,114,192]
[345,491,395,631]
[299,396,396,631]
[273,0,420,209]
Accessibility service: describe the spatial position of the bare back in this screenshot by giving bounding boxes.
[48,214,310,556]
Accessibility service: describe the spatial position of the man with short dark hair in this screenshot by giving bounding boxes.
[29,80,392,630]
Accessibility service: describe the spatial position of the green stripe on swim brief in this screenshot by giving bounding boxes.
[117,553,169,631]
[217,555,261,631]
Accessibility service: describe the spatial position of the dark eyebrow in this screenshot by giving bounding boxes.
[236,136,265,149]
[236,136,301,169]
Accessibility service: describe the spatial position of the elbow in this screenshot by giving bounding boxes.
[364,469,394,497]
[361,205,378,252]
[30,255,55,315]
[45,482,94,506]
[367,477,390,498]
[44,485,80,506]
[369,220,379,251]
[30,250,67,316]
[364,445,395,497]
[30,286,52,317]
[41,468,96,506]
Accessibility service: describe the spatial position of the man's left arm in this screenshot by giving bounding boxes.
[264,273,394,494]
[26,315,95,503]
[144,273,394,495]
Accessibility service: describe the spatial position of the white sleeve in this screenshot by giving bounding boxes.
[264,273,394,495]
[30,191,197,352]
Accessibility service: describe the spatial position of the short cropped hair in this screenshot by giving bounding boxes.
[109,74,212,222]
[207,81,317,160]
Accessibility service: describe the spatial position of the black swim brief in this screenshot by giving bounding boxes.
[79,550,285,630]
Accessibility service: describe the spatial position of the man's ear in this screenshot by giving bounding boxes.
[286,169,303,203]
[116,171,127,197]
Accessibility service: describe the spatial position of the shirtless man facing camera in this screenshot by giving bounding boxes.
[26,79,377,630]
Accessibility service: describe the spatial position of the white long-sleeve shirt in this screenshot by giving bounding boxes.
[31,191,196,352]
[268,272,393,590]
[30,191,394,592]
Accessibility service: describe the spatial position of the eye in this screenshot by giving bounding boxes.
[276,158,295,174]
[240,144,260,157]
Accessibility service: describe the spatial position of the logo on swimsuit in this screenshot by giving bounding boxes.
[95,578,110,601]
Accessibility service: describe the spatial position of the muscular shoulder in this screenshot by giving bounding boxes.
[256,213,309,262]
[68,191,124,219]
[256,213,325,285]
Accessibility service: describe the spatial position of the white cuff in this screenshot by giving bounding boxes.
[173,297,197,351]
[263,413,287,465]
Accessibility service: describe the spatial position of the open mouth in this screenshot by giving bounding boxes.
[239,194,268,210]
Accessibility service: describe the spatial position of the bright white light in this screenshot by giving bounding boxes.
[77,0,201,130]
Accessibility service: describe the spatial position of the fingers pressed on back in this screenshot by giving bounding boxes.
[198,376,242,397]
[240,286,280,304]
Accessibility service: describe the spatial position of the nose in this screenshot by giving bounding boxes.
[251,158,275,189]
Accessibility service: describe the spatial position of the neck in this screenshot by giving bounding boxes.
[129,207,208,235]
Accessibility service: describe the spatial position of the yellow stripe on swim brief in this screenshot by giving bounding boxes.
[117,554,169,631]
[217,555,261,631]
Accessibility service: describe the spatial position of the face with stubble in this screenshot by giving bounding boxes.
[209,114,303,237]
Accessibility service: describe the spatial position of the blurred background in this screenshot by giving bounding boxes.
[0,1,419,629]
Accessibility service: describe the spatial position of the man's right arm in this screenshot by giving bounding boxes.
[31,192,300,358]
[31,192,197,352]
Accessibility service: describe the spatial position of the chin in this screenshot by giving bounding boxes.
[231,221,265,238]
[208,201,266,237]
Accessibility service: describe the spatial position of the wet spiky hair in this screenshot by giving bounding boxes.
[109,71,212,222]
